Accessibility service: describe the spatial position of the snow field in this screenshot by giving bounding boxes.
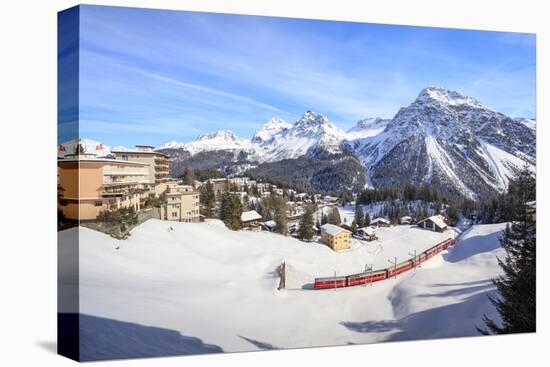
[59,219,506,358]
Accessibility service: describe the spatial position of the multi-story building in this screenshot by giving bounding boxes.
[58,153,150,221]
[161,184,201,223]
[112,145,171,189]
[320,224,351,251]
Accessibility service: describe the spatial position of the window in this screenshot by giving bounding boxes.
[95,200,102,207]
[172,212,178,217]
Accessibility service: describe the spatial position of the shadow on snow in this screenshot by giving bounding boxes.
[59,313,223,361]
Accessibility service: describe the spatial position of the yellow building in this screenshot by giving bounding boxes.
[161,184,201,223]
[112,145,171,188]
[58,153,150,221]
[320,224,352,251]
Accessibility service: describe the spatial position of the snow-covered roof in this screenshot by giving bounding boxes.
[400,216,412,220]
[357,226,376,236]
[262,220,276,228]
[321,224,351,236]
[371,217,390,225]
[241,210,262,222]
[417,215,447,229]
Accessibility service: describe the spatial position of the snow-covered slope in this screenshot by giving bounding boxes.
[351,86,535,198]
[60,219,506,360]
[345,117,390,140]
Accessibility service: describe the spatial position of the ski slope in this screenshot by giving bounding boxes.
[58,220,506,360]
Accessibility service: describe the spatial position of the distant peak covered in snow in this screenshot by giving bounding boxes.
[195,130,241,142]
[416,86,489,110]
[251,116,292,144]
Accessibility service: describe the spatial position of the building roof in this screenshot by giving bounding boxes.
[371,217,390,225]
[111,147,169,158]
[321,223,351,236]
[357,226,376,236]
[400,215,412,220]
[262,220,277,228]
[241,210,262,222]
[58,156,148,166]
[417,214,447,229]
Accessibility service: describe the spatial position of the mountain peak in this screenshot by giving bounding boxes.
[252,117,292,144]
[296,110,332,127]
[195,130,240,142]
[263,116,291,129]
[416,86,487,110]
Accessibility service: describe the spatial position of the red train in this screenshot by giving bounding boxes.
[313,238,455,289]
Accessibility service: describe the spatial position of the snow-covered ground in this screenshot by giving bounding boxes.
[59,219,505,360]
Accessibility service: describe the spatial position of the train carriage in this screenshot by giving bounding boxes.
[387,259,413,278]
[346,270,387,286]
[314,276,347,289]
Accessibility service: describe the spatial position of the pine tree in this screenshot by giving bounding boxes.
[354,204,365,228]
[181,167,195,186]
[274,205,288,235]
[229,195,243,230]
[298,204,315,241]
[328,207,341,225]
[364,212,371,227]
[445,205,459,226]
[479,166,536,335]
[201,182,216,218]
[219,192,242,230]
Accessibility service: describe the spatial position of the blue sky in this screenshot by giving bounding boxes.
[71,5,536,147]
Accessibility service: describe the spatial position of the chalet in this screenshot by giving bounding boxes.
[240,210,262,228]
[260,220,277,232]
[321,224,351,251]
[370,217,391,227]
[400,215,413,225]
[354,226,377,241]
[417,214,447,232]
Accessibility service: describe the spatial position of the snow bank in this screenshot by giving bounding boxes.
[59,220,506,359]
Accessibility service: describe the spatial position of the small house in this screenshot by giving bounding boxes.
[241,210,262,228]
[321,224,352,251]
[417,214,447,232]
[400,215,413,225]
[354,226,377,241]
[260,220,277,232]
[370,217,391,228]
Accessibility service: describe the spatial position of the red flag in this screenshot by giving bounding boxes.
[59,144,66,152]
[96,143,103,150]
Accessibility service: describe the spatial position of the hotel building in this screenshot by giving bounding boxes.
[112,145,171,189]
[58,153,150,221]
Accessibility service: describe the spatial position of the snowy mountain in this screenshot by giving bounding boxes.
[160,111,346,164]
[350,86,535,199]
[251,116,292,144]
[160,130,258,156]
[345,117,390,140]
[256,110,346,161]
[84,86,535,199]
